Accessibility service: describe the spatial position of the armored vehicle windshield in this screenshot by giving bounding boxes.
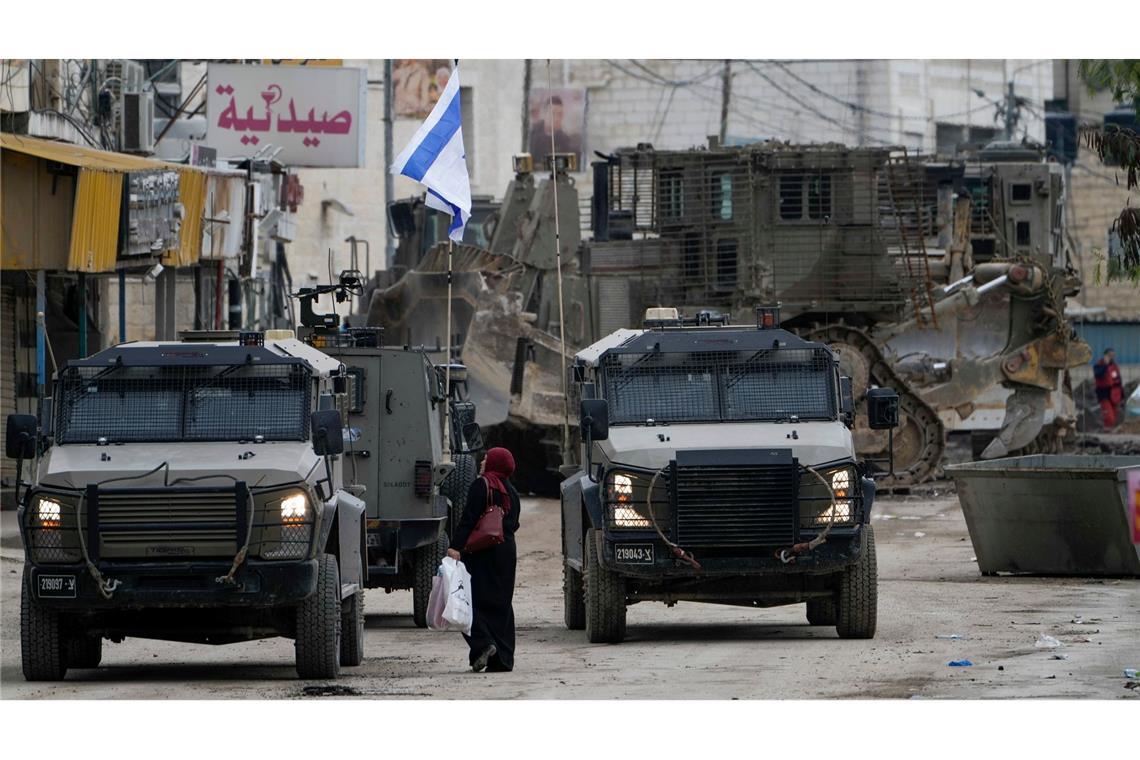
[55,358,312,444]
[601,345,837,426]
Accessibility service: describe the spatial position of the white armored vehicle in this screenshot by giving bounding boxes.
[560,307,900,643]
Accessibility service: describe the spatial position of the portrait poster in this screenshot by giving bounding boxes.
[394,59,454,119]
[527,87,585,167]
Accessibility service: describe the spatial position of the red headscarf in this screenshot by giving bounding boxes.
[482,447,516,508]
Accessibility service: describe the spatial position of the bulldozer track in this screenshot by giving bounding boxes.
[801,323,945,486]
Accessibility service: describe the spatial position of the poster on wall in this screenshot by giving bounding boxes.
[205,63,366,168]
[527,88,585,169]
[393,59,454,119]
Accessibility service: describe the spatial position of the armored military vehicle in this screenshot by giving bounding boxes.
[370,155,583,491]
[293,272,482,627]
[367,141,1090,487]
[9,330,366,681]
[560,307,900,642]
[579,140,1089,482]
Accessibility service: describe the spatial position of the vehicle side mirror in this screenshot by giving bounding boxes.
[866,388,900,430]
[332,375,348,395]
[462,422,484,451]
[839,376,854,428]
[311,410,344,456]
[580,399,609,442]
[6,414,37,460]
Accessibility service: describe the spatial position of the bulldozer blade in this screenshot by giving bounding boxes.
[981,386,1047,459]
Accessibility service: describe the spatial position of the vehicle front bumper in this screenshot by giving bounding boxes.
[25,559,318,610]
[598,524,867,579]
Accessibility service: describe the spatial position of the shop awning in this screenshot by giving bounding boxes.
[1,133,210,272]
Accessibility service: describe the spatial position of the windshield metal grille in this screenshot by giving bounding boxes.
[602,347,835,425]
[56,364,312,443]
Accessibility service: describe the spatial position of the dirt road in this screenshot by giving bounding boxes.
[2,490,1137,699]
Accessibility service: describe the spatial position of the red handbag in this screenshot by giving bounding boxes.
[463,478,509,553]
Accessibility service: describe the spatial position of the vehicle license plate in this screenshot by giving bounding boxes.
[615,543,654,564]
[38,574,77,599]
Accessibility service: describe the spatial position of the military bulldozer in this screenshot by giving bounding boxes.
[365,141,1090,487]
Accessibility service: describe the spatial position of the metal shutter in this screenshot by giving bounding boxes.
[596,277,631,336]
[1,284,18,483]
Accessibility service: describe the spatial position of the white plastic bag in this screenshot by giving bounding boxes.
[426,574,448,631]
[430,556,473,635]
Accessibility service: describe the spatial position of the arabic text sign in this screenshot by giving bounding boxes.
[206,63,366,168]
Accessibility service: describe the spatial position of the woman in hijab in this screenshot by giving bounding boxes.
[447,447,521,672]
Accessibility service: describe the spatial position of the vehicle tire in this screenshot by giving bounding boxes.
[563,563,586,630]
[441,454,477,542]
[339,589,365,667]
[836,526,877,639]
[806,597,837,627]
[20,569,67,681]
[584,528,626,643]
[66,632,103,669]
[295,552,341,679]
[412,531,448,628]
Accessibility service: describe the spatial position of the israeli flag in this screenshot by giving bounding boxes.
[391,65,471,242]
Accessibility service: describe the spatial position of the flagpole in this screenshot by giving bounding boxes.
[546,60,571,458]
[443,237,453,464]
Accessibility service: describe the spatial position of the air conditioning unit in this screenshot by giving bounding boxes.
[120,91,155,154]
[104,59,146,97]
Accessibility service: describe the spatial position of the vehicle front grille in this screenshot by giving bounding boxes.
[672,450,799,547]
[92,487,245,561]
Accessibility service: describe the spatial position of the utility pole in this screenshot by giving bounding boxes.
[719,59,732,145]
[1004,80,1017,141]
[522,59,532,152]
[383,59,395,270]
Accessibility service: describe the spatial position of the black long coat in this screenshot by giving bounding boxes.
[450,477,521,671]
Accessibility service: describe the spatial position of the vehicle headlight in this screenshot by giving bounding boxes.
[604,470,668,530]
[258,490,313,560]
[27,494,81,564]
[35,498,62,529]
[799,465,857,527]
[280,492,308,524]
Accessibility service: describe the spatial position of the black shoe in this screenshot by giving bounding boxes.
[472,645,497,673]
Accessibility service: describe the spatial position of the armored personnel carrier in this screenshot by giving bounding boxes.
[294,272,482,627]
[9,330,365,680]
[560,306,900,642]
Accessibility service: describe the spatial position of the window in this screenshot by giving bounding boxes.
[936,123,966,155]
[710,172,733,220]
[1010,183,1032,203]
[716,239,738,289]
[807,175,832,219]
[1016,221,1031,246]
[660,170,684,222]
[683,233,701,281]
[968,126,997,146]
[460,86,475,179]
[780,174,832,220]
[55,363,312,443]
[602,348,837,425]
[779,175,803,219]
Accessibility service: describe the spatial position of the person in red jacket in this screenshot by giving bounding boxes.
[1093,348,1124,429]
